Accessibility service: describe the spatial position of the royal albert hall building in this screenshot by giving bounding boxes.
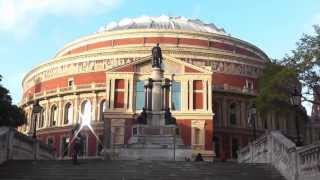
[19,16,269,159]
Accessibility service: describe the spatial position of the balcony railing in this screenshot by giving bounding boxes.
[213,84,256,95]
[24,83,106,104]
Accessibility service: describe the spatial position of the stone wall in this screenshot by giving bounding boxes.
[238,130,320,180]
[0,127,54,164]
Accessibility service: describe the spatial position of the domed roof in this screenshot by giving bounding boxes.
[97,15,227,35]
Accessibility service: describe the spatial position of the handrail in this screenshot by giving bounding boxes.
[0,127,55,164]
[238,130,320,180]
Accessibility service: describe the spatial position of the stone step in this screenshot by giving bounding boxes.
[0,160,286,180]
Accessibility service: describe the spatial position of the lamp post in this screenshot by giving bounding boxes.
[32,100,43,139]
[290,87,303,146]
[250,103,257,140]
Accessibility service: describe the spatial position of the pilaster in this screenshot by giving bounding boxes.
[58,97,63,126]
[92,92,97,122]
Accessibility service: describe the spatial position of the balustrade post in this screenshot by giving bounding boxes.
[249,142,254,163]
[268,132,273,163]
[294,150,299,180]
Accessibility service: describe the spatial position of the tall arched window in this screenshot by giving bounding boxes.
[64,103,73,125]
[100,100,106,121]
[229,103,237,125]
[39,108,45,128]
[50,105,58,126]
[81,100,92,124]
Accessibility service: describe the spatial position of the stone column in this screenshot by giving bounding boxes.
[240,101,246,128]
[58,97,63,126]
[222,98,228,127]
[152,84,162,111]
[208,80,213,112]
[190,80,194,110]
[44,100,49,127]
[144,85,148,109]
[162,86,166,110]
[92,93,97,122]
[74,94,79,124]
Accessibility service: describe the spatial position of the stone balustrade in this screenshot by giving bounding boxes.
[24,82,106,104]
[238,130,320,180]
[0,127,54,164]
[213,84,257,95]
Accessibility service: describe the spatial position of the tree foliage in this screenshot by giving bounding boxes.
[257,25,320,117]
[0,75,27,127]
[282,25,320,105]
[256,61,298,115]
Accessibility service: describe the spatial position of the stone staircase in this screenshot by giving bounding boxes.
[0,160,285,180]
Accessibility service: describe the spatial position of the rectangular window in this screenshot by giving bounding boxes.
[245,79,254,90]
[135,80,145,110]
[171,81,181,111]
[114,79,125,108]
[193,80,203,109]
[68,78,74,87]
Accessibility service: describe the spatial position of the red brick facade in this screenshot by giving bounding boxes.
[61,37,265,60]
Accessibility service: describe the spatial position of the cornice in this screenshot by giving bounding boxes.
[22,46,265,87]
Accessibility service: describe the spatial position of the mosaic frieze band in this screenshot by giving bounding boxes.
[23,57,262,92]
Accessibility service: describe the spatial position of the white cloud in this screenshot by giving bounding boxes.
[0,0,121,34]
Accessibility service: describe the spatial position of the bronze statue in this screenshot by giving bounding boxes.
[152,43,163,68]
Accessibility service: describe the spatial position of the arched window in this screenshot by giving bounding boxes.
[100,100,106,121]
[39,108,45,128]
[229,103,237,125]
[64,103,73,125]
[50,105,58,126]
[81,100,92,124]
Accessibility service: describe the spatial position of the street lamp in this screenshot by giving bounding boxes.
[290,87,303,146]
[250,103,257,140]
[32,100,43,139]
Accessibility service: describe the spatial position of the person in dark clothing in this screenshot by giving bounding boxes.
[73,135,82,165]
[195,153,204,162]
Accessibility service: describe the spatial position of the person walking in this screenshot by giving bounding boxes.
[73,134,82,165]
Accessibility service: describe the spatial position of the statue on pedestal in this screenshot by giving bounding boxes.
[152,43,163,68]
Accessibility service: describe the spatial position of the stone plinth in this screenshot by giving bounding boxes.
[128,124,185,148]
[105,148,192,161]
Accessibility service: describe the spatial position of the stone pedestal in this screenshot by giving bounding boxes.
[103,46,191,160]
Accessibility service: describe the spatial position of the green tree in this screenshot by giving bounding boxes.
[256,61,299,117]
[257,25,320,116]
[282,25,320,105]
[0,75,27,127]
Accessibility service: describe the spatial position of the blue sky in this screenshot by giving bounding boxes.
[0,0,319,111]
